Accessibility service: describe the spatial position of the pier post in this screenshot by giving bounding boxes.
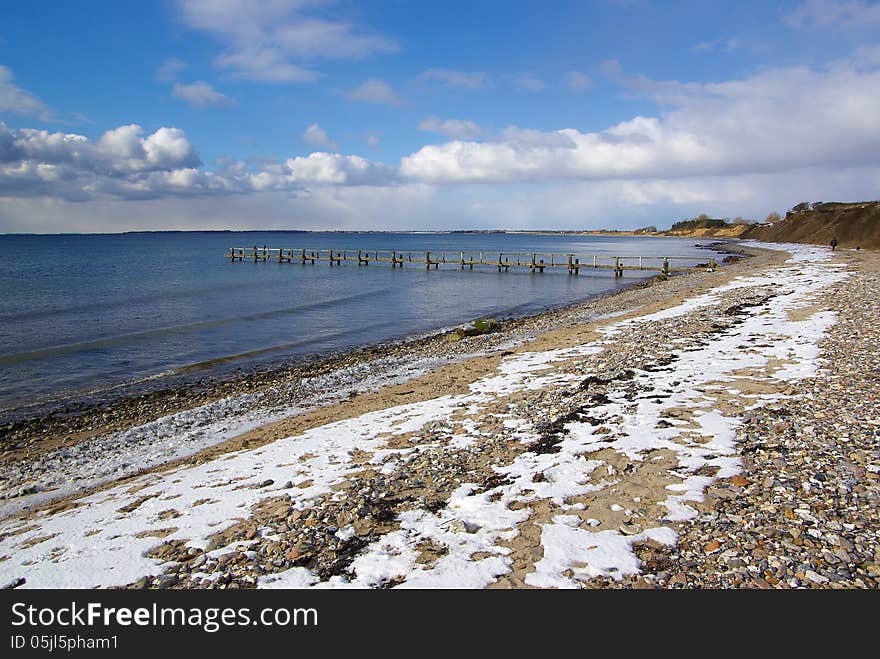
[663,258,669,275]
[615,257,622,277]
[460,251,465,270]
[539,259,545,273]
[497,253,503,272]
[708,257,716,271]
[574,258,579,275]
[426,251,431,270]
[567,254,573,275]
[530,253,536,272]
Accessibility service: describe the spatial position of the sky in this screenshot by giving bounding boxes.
[1,0,879,233]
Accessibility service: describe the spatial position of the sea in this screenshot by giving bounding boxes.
[0,231,721,420]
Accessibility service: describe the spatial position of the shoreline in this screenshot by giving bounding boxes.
[3,240,875,589]
[1,243,746,516]
[0,242,760,515]
[0,239,729,428]
[1,247,730,459]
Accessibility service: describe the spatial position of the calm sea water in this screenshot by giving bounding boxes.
[0,231,718,418]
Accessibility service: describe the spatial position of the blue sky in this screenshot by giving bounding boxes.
[1,0,879,232]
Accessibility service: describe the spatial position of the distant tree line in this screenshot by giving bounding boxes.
[670,214,729,231]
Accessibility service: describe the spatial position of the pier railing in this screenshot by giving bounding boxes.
[226,247,715,277]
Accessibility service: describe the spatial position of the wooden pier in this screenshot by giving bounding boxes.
[226,247,715,277]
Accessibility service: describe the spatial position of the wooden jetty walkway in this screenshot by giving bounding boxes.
[226,247,715,277]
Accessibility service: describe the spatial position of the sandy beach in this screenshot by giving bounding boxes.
[1,241,877,589]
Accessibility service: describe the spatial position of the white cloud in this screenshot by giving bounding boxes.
[0,122,203,200]
[214,47,319,83]
[4,56,880,232]
[0,65,53,121]
[365,134,380,147]
[418,117,481,139]
[416,68,487,89]
[563,71,593,92]
[401,62,880,184]
[175,0,397,82]
[302,123,337,150]
[5,165,879,233]
[2,123,200,174]
[249,153,397,188]
[347,79,402,105]
[156,58,187,82]
[784,0,880,29]
[511,73,545,92]
[0,120,396,203]
[172,81,236,108]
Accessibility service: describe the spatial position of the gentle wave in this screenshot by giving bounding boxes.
[0,277,296,323]
[0,287,391,366]
[0,320,400,418]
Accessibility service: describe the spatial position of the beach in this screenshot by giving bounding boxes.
[1,241,877,589]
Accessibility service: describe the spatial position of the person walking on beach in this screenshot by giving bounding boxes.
[830,236,838,251]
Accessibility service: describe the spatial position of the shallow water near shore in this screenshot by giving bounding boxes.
[0,231,716,418]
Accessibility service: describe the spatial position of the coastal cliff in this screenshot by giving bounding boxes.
[663,201,880,250]
[745,201,880,250]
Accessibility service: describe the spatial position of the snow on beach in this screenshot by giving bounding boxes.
[0,353,461,517]
[0,243,849,589]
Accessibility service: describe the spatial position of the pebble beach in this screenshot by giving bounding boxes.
[1,241,877,589]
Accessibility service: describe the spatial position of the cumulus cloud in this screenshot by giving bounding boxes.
[401,62,880,184]
[175,0,397,82]
[0,65,53,121]
[0,120,396,203]
[418,117,481,139]
[249,153,397,188]
[416,68,487,89]
[302,123,337,149]
[156,58,187,82]
[563,71,593,92]
[347,79,402,105]
[784,0,880,29]
[4,55,880,233]
[172,81,236,108]
[0,122,205,200]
